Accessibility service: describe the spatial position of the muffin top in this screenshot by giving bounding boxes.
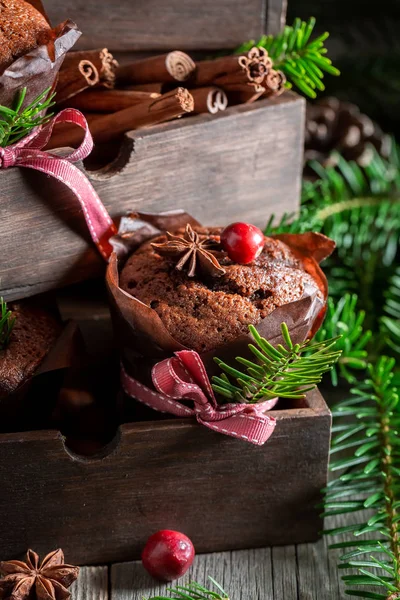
[119,226,321,354]
[0,0,51,70]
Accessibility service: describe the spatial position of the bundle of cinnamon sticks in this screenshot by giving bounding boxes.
[50,47,286,150]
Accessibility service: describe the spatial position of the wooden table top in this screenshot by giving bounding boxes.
[71,518,347,600]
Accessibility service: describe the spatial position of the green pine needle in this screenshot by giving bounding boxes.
[315,294,372,385]
[146,577,229,600]
[323,358,400,598]
[235,17,340,98]
[291,141,400,599]
[0,87,55,147]
[212,323,341,403]
[0,297,15,350]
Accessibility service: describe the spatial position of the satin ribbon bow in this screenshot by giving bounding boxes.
[0,108,116,259]
[121,349,277,446]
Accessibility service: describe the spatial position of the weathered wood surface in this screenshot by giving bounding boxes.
[0,386,328,566]
[44,0,286,52]
[69,534,347,599]
[0,93,305,301]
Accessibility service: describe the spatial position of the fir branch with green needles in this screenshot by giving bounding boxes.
[212,323,341,403]
[0,87,55,147]
[235,17,340,98]
[0,298,15,351]
[147,577,229,600]
[265,147,400,327]
[315,295,372,386]
[381,267,400,358]
[323,357,400,599]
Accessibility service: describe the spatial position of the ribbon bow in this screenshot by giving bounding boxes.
[121,350,277,446]
[0,108,116,259]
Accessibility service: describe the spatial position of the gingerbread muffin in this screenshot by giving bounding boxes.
[0,302,61,399]
[0,0,51,70]
[119,225,322,353]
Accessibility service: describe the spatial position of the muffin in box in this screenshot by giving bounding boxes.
[106,212,334,428]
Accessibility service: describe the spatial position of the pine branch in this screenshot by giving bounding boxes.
[323,357,400,598]
[0,298,15,351]
[212,323,341,403]
[147,577,229,600]
[0,87,55,147]
[265,149,400,327]
[236,17,340,98]
[381,267,400,357]
[315,294,371,386]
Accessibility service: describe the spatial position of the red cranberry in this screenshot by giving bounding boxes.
[221,222,265,264]
[141,529,195,582]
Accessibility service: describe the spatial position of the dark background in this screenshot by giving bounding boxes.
[287,0,400,137]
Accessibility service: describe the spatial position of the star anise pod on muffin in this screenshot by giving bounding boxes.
[151,224,226,278]
[0,549,79,600]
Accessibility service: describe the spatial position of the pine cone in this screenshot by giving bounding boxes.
[304,97,392,170]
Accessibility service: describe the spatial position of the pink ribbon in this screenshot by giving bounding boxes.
[0,108,116,260]
[121,350,277,446]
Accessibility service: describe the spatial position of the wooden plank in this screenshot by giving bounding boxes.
[44,0,285,52]
[0,388,328,566]
[221,548,274,599]
[267,0,288,35]
[75,514,362,600]
[111,549,275,600]
[271,545,298,599]
[71,566,109,600]
[0,93,305,301]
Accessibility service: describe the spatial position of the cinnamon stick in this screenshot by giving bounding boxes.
[191,56,242,87]
[63,89,161,113]
[116,51,196,85]
[123,83,165,94]
[193,48,272,88]
[47,88,194,149]
[263,69,287,97]
[55,48,119,104]
[223,82,265,105]
[190,87,228,114]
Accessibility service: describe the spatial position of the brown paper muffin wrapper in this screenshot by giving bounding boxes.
[0,2,81,109]
[106,211,335,389]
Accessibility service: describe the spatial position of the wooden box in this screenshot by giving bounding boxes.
[0,0,305,301]
[0,388,330,565]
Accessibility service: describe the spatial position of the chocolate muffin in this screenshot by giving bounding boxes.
[0,302,61,399]
[0,0,51,70]
[119,226,322,353]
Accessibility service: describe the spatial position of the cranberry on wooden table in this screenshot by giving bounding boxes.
[141,529,195,582]
[221,222,265,264]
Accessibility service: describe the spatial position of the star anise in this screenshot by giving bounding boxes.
[151,224,226,278]
[0,549,79,600]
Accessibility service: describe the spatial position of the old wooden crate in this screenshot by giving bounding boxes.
[0,387,330,565]
[44,0,287,52]
[0,0,305,301]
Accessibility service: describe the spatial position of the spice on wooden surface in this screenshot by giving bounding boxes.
[264,70,287,96]
[191,56,242,88]
[190,87,228,114]
[116,51,196,85]
[0,548,79,600]
[55,48,118,104]
[47,88,194,148]
[63,89,161,113]
[224,82,266,105]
